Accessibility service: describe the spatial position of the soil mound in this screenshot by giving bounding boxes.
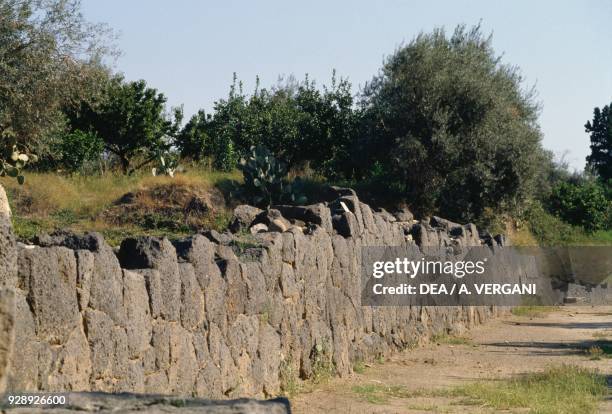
[100,182,228,233]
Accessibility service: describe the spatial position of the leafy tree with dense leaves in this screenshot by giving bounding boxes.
[68,78,182,174]
[360,25,544,222]
[55,129,104,172]
[585,103,612,181]
[176,110,211,161]
[193,73,359,174]
[548,180,610,232]
[0,0,114,180]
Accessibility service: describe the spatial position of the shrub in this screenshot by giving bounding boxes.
[56,130,104,173]
[548,181,611,232]
[195,73,359,175]
[522,202,587,245]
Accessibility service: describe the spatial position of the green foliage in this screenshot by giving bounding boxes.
[522,202,584,246]
[175,110,211,161]
[360,24,544,222]
[0,0,114,170]
[511,305,558,318]
[520,202,612,246]
[238,145,307,207]
[55,130,104,173]
[151,151,179,177]
[184,73,359,175]
[279,358,300,396]
[67,78,182,174]
[548,181,611,232]
[310,341,334,384]
[585,103,612,181]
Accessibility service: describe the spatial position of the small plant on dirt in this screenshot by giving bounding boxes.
[311,341,335,384]
[352,360,366,374]
[279,357,300,397]
[238,145,307,207]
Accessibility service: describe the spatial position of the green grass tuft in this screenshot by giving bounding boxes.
[449,365,607,414]
[511,305,558,318]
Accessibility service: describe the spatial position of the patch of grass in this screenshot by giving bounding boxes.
[352,360,366,374]
[279,358,300,397]
[352,384,413,404]
[311,342,335,385]
[11,215,54,240]
[521,203,612,246]
[431,333,472,346]
[447,365,607,414]
[2,167,239,246]
[511,305,558,318]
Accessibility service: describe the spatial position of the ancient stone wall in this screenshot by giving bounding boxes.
[0,187,509,398]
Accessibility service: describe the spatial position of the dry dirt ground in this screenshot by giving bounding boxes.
[292,306,612,414]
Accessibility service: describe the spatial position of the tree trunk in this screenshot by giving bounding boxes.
[119,155,130,175]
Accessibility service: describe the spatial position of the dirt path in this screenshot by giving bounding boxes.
[292,306,612,414]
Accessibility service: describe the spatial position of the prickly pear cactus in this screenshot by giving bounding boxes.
[239,145,307,207]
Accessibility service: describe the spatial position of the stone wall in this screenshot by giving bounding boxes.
[0,187,509,398]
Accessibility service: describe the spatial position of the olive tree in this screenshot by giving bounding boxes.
[361,25,545,222]
[0,0,115,180]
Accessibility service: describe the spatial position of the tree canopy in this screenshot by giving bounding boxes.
[0,0,115,170]
[359,25,544,222]
[585,103,612,181]
[68,78,182,173]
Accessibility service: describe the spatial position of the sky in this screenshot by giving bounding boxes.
[81,0,612,171]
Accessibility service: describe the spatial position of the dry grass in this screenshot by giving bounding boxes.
[1,167,241,245]
[430,333,473,346]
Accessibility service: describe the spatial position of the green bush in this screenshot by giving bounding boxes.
[523,202,588,246]
[56,130,104,173]
[184,73,359,175]
[548,181,611,232]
